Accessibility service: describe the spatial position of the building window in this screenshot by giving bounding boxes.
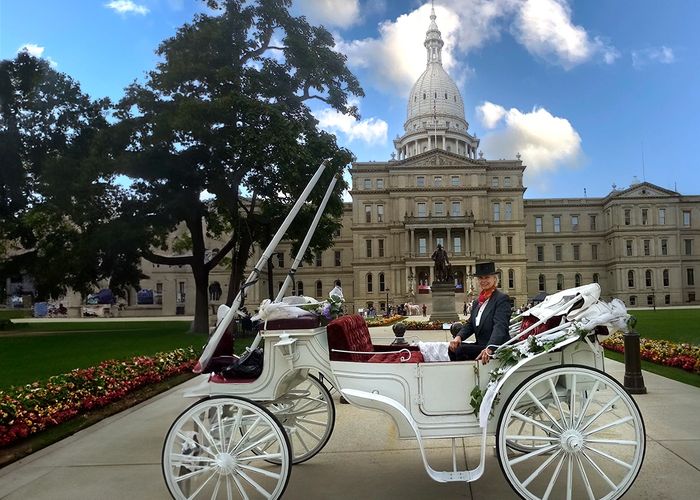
[278,253,285,268]
[575,273,582,287]
[628,270,635,288]
[647,295,654,305]
[663,269,669,287]
[416,176,425,187]
[537,245,544,262]
[418,238,426,255]
[535,216,543,233]
[629,295,637,306]
[626,240,633,257]
[378,239,385,257]
[417,202,427,217]
[376,178,384,189]
[624,209,631,225]
[643,240,650,256]
[434,202,444,216]
[453,236,462,253]
[364,178,371,189]
[590,214,597,230]
[646,270,653,287]
[451,201,461,216]
[507,236,513,254]
[493,203,500,221]
[684,239,693,256]
[367,273,373,293]
[495,236,501,254]
[491,177,499,188]
[592,244,599,260]
[658,208,666,225]
[641,208,648,225]
[505,202,512,221]
[538,274,546,291]
[379,272,385,292]
[504,176,511,188]
[665,294,670,304]
[571,215,579,231]
[688,268,695,286]
[689,292,696,303]
[553,216,561,233]
[572,244,580,261]
[557,274,564,291]
[683,210,691,226]
[365,205,371,223]
[661,239,668,256]
[555,245,562,261]
[377,205,384,223]
[451,175,459,187]
[315,253,322,267]
[315,280,323,297]
[593,273,599,283]
[334,250,341,266]
[433,176,443,187]
[333,228,341,237]
[508,269,515,288]
[297,281,304,296]
[366,239,372,258]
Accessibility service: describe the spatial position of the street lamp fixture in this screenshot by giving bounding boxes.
[385,288,390,317]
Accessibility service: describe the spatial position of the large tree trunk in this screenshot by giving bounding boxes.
[191,261,210,334]
[225,232,253,305]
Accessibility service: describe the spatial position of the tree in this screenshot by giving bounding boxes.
[0,52,141,300]
[112,0,363,333]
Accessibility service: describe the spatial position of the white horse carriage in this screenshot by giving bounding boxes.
[162,163,645,499]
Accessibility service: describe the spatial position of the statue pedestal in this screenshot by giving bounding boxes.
[428,282,459,323]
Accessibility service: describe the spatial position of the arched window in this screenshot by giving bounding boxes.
[497,268,503,288]
[645,270,653,287]
[297,281,304,296]
[538,274,545,292]
[575,273,582,287]
[593,273,599,283]
[423,92,426,99]
[663,269,669,287]
[557,274,564,291]
[508,269,515,288]
[315,280,323,298]
[628,270,635,288]
[379,272,385,292]
[444,92,448,99]
[367,273,373,293]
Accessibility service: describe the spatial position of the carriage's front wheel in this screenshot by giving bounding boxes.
[496,365,645,500]
[162,396,292,500]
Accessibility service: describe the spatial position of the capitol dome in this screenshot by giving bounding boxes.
[406,63,466,128]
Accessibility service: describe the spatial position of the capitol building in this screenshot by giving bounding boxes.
[11,8,695,317]
[130,7,699,318]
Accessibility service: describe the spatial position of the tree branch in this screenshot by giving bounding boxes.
[240,27,274,64]
[143,251,193,267]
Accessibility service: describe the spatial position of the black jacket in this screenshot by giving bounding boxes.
[456,289,512,348]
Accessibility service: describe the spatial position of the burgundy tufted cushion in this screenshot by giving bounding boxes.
[327,314,374,362]
[264,316,321,331]
[519,315,563,339]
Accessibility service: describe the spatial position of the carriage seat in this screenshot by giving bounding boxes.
[518,314,564,339]
[326,314,424,363]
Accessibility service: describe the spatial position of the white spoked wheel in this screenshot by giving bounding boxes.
[162,396,292,500]
[263,374,336,464]
[496,365,645,500]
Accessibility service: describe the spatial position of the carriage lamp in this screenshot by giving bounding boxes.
[274,333,298,363]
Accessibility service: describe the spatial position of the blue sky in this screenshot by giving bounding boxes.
[2,0,698,198]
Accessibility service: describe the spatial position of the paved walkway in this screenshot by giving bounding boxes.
[1,325,698,499]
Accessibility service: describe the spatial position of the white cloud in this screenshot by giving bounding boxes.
[105,0,150,15]
[512,0,618,69]
[476,101,582,187]
[17,43,58,67]
[631,46,675,69]
[295,0,360,28]
[314,107,388,145]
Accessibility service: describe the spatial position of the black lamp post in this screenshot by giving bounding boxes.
[385,288,390,316]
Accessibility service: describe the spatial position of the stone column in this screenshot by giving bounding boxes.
[447,228,452,252]
[428,228,433,253]
[410,229,415,256]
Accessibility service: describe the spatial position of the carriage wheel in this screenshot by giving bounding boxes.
[505,404,559,454]
[496,365,645,500]
[162,396,292,500]
[262,374,336,464]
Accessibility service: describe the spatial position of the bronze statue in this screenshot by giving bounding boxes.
[431,244,452,283]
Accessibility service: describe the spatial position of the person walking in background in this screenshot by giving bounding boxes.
[449,261,511,364]
[422,304,427,316]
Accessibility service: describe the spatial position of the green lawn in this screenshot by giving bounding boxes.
[0,320,216,389]
[628,309,700,345]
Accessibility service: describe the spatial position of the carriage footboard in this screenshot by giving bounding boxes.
[341,388,487,483]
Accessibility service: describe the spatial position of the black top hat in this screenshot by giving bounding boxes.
[474,261,497,277]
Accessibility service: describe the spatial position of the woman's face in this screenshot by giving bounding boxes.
[477,275,497,291]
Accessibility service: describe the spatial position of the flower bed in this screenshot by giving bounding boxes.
[601,332,700,374]
[365,315,405,327]
[401,319,449,330]
[0,347,197,447]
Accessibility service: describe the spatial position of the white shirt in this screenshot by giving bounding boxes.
[475,298,489,327]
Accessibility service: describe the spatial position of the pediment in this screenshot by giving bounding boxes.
[611,182,679,200]
[401,150,482,168]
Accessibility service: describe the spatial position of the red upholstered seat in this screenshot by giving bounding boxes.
[264,316,321,331]
[519,315,563,339]
[326,314,424,363]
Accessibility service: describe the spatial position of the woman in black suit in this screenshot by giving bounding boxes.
[449,261,512,364]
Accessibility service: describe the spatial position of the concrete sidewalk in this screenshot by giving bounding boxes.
[1,326,699,499]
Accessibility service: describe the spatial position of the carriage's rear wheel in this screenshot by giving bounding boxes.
[496,365,645,500]
[262,374,335,464]
[162,396,292,500]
